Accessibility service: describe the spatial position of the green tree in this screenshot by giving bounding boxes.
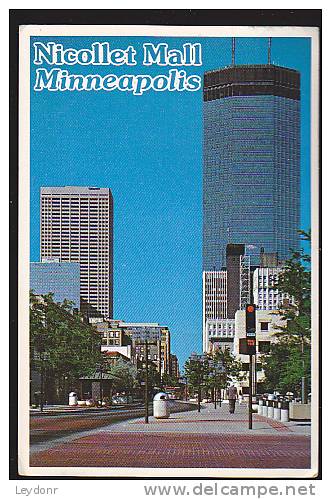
[184,354,210,411]
[199,349,245,406]
[161,373,179,387]
[261,340,311,395]
[108,358,138,396]
[137,361,161,390]
[261,230,311,399]
[211,348,245,389]
[30,292,101,405]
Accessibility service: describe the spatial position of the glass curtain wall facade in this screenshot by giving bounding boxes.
[30,261,80,309]
[203,65,300,270]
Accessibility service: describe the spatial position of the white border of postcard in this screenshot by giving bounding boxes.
[18,24,319,478]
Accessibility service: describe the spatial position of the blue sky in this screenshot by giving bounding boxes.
[30,36,311,369]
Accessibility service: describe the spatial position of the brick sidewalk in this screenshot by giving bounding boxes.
[30,431,310,468]
[30,403,311,469]
[109,402,310,435]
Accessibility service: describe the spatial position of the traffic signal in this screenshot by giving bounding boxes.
[245,304,256,335]
[239,338,256,355]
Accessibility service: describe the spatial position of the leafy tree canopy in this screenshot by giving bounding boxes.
[30,292,101,381]
[107,358,138,393]
[261,230,312,396]
[162,373,180,387]
[275,229,311,341]
[184,348,244,391]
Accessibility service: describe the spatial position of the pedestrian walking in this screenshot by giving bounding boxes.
[227,384,238,414]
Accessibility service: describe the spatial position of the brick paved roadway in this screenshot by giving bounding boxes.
[30,403,311,469]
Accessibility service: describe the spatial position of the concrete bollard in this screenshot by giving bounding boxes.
[281,400,289,422]
[267,400,274,418]
[258,398,263,415]
[273,400,281,420]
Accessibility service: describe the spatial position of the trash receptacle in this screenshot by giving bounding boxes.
[262,397,268,417]
[69,392,78,406]
[153,392,170,419]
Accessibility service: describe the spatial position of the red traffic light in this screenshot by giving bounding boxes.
[245,304,256,334]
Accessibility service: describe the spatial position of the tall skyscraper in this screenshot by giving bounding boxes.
[40,186,113,319]
[203,64,301,270]
[226,243,246,319]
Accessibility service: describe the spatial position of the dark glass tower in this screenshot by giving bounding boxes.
[203,64,300,270]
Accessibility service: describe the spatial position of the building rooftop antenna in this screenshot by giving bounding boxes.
[232,37,236,66]
[268,37,272,65]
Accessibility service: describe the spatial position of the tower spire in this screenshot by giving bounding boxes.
[232,37,236,66]
[268,37,272,65]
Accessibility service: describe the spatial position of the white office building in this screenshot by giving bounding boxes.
[253,267,292,311]
[202,270,227,352]
[40,186,113,319]
[233,309,287,394]
[205,318,236,353]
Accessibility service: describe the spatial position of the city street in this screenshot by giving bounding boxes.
[30,405,147,444]
[30,401,197,444]
[30,402,310,469]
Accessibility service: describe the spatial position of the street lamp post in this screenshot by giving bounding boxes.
[214,368,217,409]
[207,359,217,409]
[286,319,308,405]
[144,339,149,424]
[208,358,225,410]
[215,361,225,409]
[219,364,226,407]
[40,353,45,412]
[129,326,161,424]
[189,352,208,413]
[179,374,188,401]
[34,350,50,412]
[189,352,200,412]
[99,361,104,405]
[301,334,307,404]
[100,363,104,403]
